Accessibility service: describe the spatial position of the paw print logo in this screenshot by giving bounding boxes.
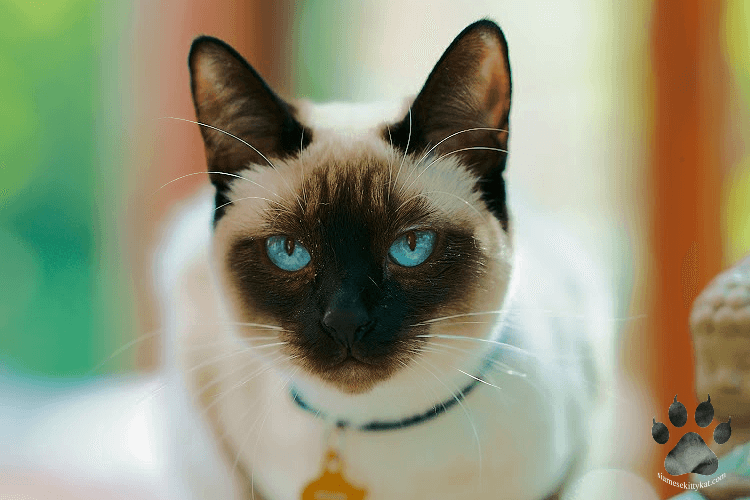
[652,395,732,476]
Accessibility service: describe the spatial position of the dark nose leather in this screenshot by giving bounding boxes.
[322,303,374,348]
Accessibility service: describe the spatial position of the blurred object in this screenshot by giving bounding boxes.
[0,372,170,499]
[562,468,659,500]
[0,471,159,500]
[669,254,750,500]
[691,254,750,347]
[690,256,750,458]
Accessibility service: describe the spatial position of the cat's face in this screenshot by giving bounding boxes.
[190,21,513,394]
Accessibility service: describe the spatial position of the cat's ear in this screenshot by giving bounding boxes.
[189,36,310,190]
[388,20,511,226]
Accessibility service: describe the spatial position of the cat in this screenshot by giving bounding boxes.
[159,19,650,500]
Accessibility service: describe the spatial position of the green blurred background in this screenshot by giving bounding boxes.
[0,0,132,376]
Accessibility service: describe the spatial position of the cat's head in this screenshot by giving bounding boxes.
[189,20,513,395]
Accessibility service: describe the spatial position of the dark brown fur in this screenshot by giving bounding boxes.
[225,161,488,393]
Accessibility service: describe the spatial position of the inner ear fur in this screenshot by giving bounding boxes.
[189,36,311,190]
[387,20,512,226]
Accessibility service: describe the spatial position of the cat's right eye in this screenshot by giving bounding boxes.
[266,235,311,271]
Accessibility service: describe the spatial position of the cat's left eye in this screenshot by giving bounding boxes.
[266,235,311,271]
[388,230,436,267]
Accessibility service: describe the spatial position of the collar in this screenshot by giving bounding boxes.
[290,347,499,432]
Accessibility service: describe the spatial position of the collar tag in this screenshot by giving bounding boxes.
[302,433,368,500]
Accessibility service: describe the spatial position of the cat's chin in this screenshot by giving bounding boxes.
[315,357,394,395]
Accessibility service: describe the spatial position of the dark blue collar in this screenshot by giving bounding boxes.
[290,347,498,432]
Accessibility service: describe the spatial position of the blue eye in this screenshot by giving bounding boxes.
[266,235,311,271]
[388,230,436,267]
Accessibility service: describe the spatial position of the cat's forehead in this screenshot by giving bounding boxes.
[216,101,495,242]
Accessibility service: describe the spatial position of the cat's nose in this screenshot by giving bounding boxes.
[322,305,374,348]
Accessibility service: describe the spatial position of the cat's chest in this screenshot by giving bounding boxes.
[214,357,576,500]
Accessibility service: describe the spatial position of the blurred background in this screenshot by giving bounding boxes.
[0,0,749,498]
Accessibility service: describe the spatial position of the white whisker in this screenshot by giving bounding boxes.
[399,358,443,413]
[402,146,507,196]
[385,124,394,202]
[395,190,486,221]
[150,170,279,199]
[414,310,505,325]
[413,127,509,170]
[215,195,295,217]
[196,354,287,424]
[85,328,163,376]
[417,342,524,379]
[183,336,279,350]
[162,116,277,170]
[412,320,492,328]
[415,333,527,357]
[249,367,299,498]
[160,116,305,213]
[392,108,412,196]
[174,321,286,331]
[299,129,310,208]
[455,368,503,391]
[413,356,483,490]
[183,340,286,377]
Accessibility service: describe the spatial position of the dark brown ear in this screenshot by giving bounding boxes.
[387,20,512,227]
[189,36,311,190]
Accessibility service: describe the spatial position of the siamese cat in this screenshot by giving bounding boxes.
[162,19,629,500]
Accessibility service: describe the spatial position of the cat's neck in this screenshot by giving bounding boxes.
[286,345,497,428]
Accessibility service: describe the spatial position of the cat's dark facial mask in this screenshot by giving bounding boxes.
[189,20,513,393]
